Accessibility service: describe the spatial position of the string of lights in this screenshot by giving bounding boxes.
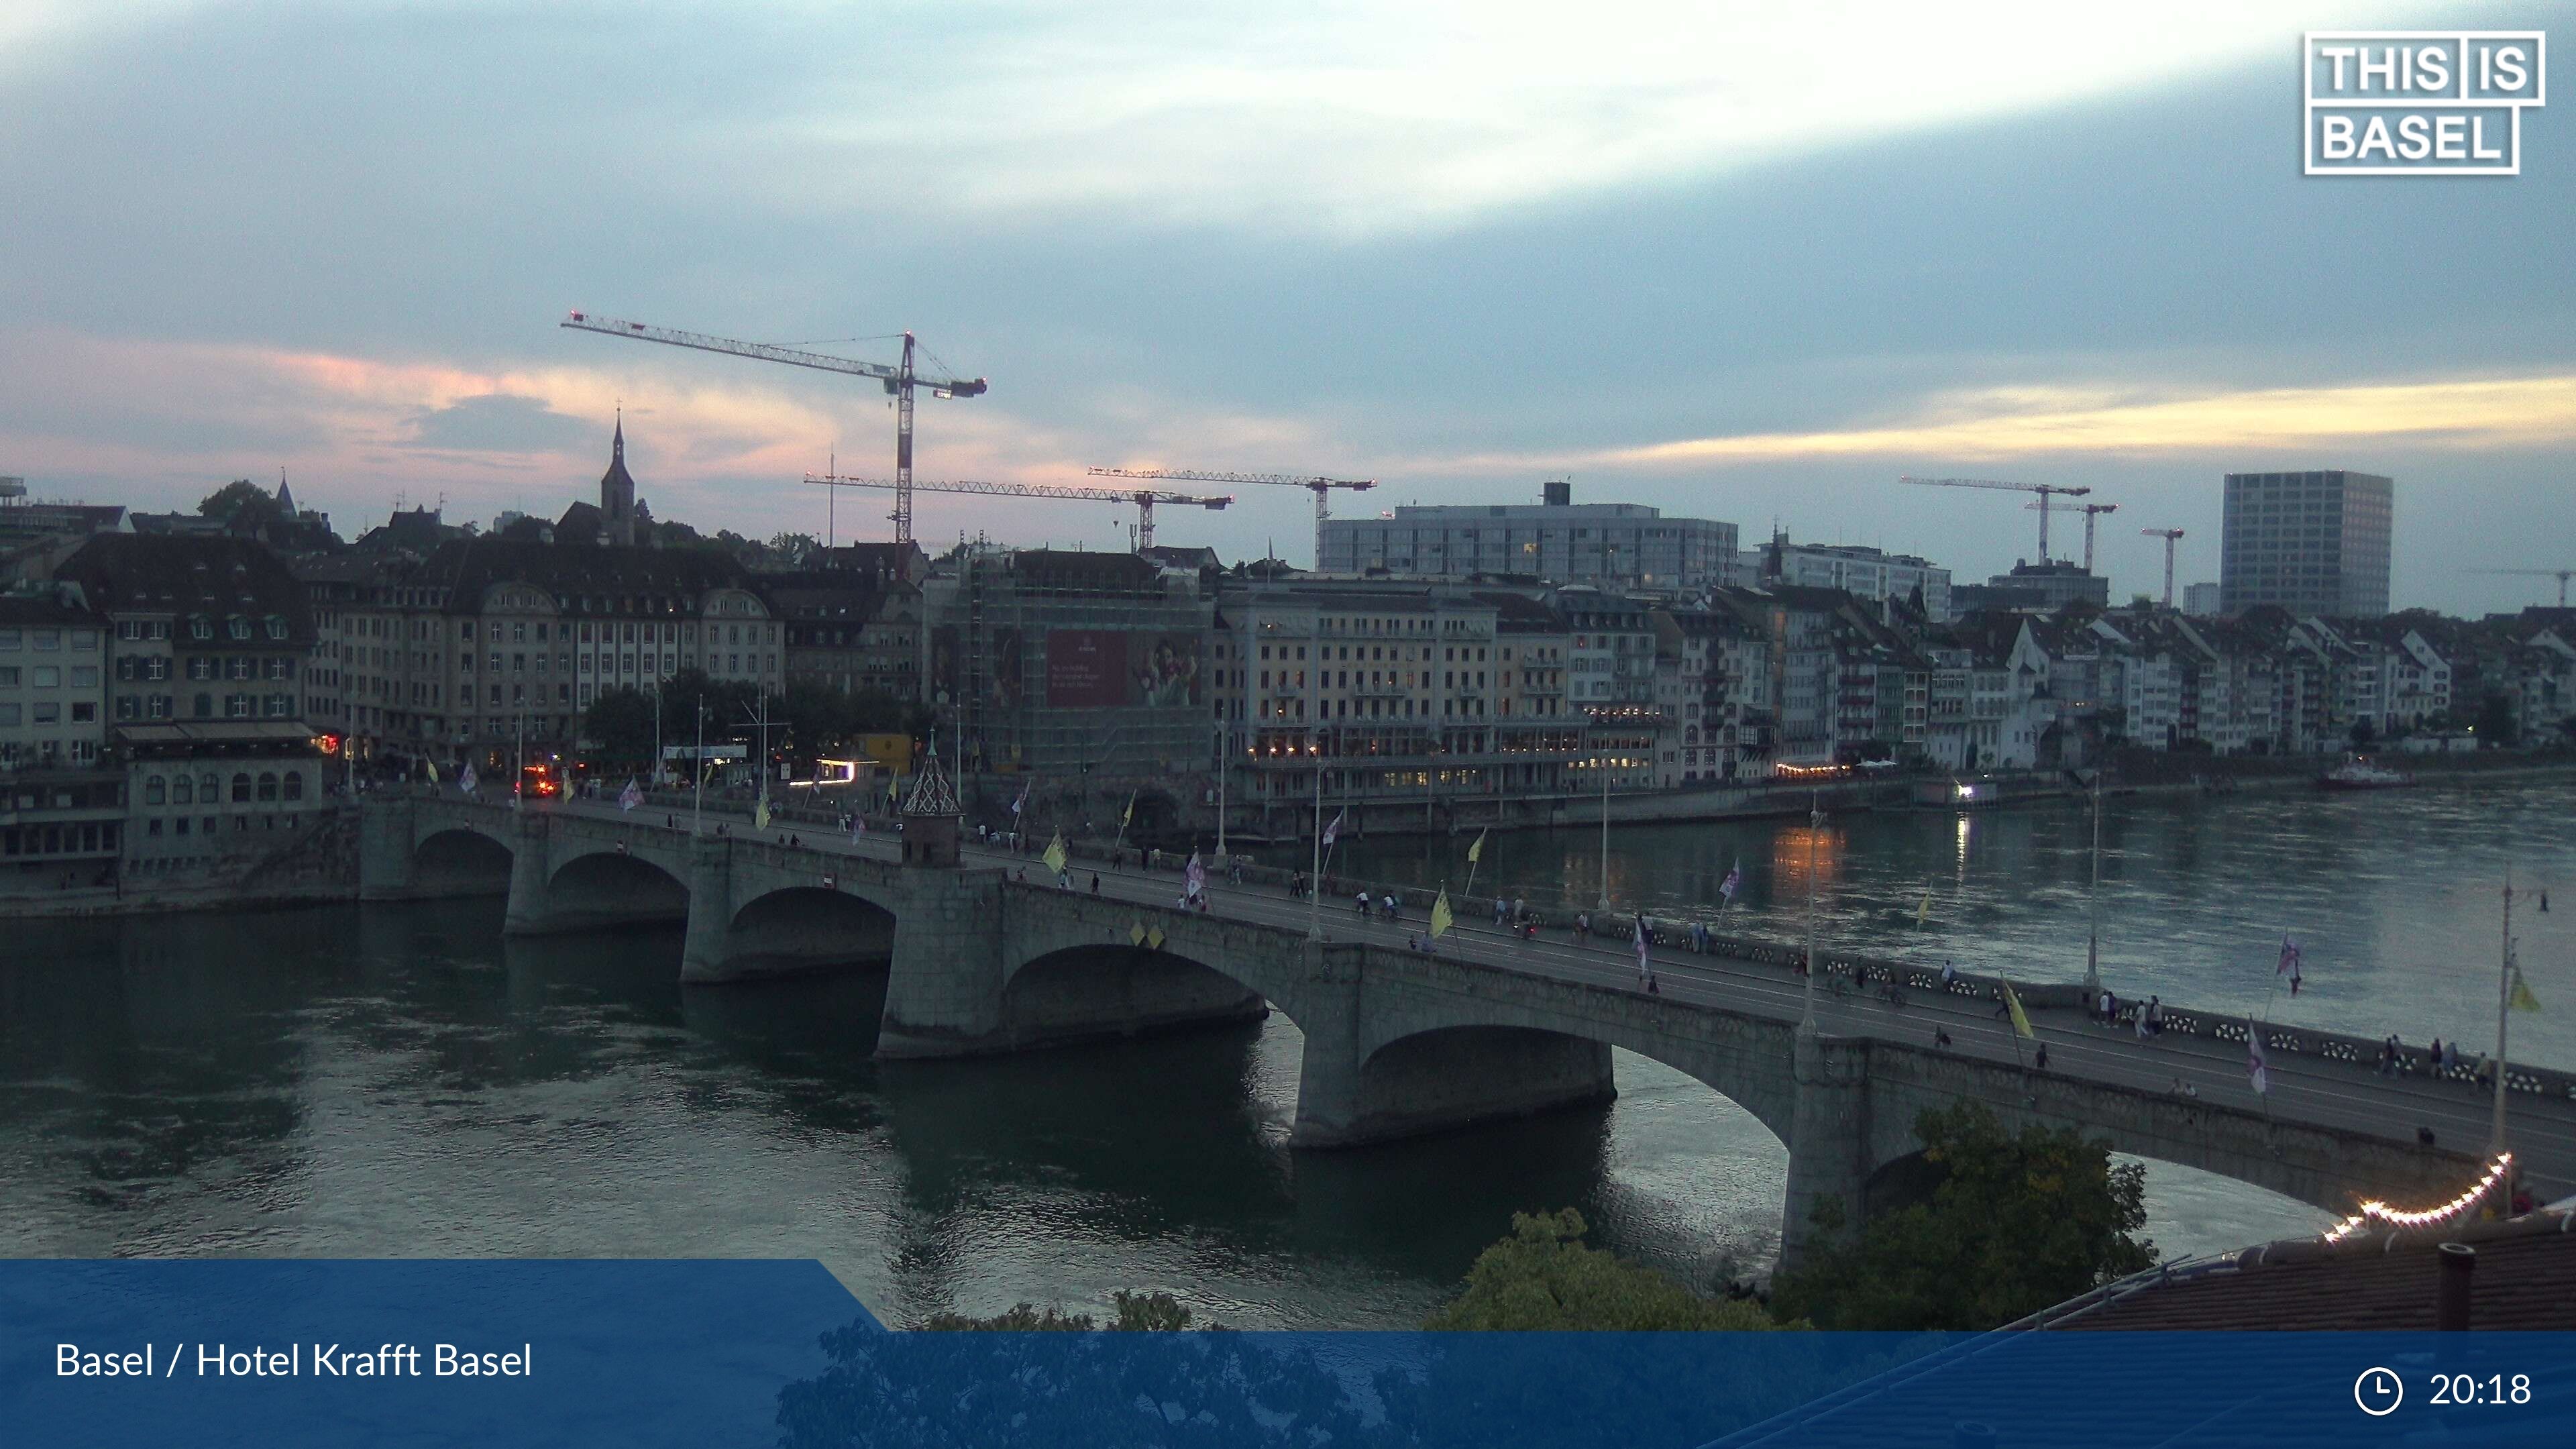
[2320,1152,2514,1244]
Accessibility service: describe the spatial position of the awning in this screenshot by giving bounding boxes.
[114,722,321,745]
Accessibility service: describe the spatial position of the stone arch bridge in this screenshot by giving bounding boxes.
[362,794,2567,1268]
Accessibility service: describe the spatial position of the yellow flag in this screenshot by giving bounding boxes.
[1467,828,1485,865]
[2001,980,2035,1039]
[755,798,771,830]
[1122,790,1136,826]
[2511,966,2542,1014]
[1916,890,1931,927]
[1043,833,1068,875]
[1430,888,1454,938]
[426,761,440,783]
[888,773,900,802]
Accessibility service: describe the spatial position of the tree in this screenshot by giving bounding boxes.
[581,686,660,764]
[197,478,282,531]
[920,1291,1196,1332]
[1770,1102,2153,1330]
[2349,716,2377,747]
[2475,690,2520,746]
[1423,1208,1786,1331]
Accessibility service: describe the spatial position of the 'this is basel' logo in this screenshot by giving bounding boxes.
[2305,32,2546,175]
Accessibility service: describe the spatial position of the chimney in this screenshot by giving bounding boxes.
[2435,1242,2475,1331]
[1542,479,1571,507]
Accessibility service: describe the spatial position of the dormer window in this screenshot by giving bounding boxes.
[227,617,251,641]
[189,615,213,640]
[265,616,288,640]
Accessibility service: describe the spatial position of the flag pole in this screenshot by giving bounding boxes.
[1307,742,1324,942]
[2493,866,2515,1159]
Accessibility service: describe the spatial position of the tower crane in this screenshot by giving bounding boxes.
[1086,467,1374,567]
[561,312,986,547]
[804,474,1230,551]
[1898,475,2092,563]
[2023,500,2121,572]
[2141,528,2186,608]
[2468,568,2574,607]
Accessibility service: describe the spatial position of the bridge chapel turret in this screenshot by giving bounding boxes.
[899,741,962,867]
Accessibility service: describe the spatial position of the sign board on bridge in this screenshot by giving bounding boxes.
[662,745,748,761]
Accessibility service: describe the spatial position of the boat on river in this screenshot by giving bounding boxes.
[2317,756,2415,791]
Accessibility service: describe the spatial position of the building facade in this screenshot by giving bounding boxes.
[1318,481,1737,591]
[2219,469,2394,618]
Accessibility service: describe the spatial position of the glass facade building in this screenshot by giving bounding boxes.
[2218,470,2393,618]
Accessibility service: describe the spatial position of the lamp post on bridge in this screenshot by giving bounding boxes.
[1803,790,1822,1028]
[2084,763,2104,1002]
[1595,743,1613,913]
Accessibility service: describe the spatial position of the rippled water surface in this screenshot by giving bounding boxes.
[3,782,2568,1327]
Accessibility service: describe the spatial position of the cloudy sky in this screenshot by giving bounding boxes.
[2,2,2569,612]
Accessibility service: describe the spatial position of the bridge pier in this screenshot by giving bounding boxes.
[1290,943,1617,1149]
[680,836,739,983]
[1780,1024,1872,1273]
[357,795,419,901]
[874,867,1010,1056]
[501,808,556,935]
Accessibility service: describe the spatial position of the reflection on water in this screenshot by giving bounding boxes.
[3,781,2565,1327]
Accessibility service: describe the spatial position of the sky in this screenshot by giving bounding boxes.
[1,1,2570,614]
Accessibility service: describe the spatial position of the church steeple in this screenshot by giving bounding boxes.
[599,409,637,545]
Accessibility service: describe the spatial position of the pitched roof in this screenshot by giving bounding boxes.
[2046,1206,2576,1331]
[53,533,313,639]
[409,537,759,612]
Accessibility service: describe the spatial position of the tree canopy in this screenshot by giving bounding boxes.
[1423,1208,1786,1331]
[1770,1102,2153,1330]
[197,478,283,529]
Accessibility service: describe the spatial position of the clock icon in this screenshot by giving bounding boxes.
[2355,1366,2404,1417]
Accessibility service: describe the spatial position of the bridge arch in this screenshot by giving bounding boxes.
[997,941,1270,1051]
[412,826,513,895]
[725,885,899,976]
[542,848,690,930]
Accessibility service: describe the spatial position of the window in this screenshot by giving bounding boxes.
[227,617,250,640]
[231,773,252,802]
[266,617,288,640]
[32,665,58,688]
[72,702,96,722]
[0,667,15,687]
[257,772,278,802]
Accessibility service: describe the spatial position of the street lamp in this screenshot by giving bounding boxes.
[1596,745,1613,912]
[1803,792,1823,1027]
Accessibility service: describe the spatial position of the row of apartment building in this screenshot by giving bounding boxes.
[7,515,2571,881]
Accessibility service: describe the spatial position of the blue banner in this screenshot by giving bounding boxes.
[6,1260,2573,1447]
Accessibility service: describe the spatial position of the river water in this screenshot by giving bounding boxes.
[3,782,2569,1328]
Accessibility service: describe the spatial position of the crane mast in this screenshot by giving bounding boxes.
[2141,528,2186,607]
[806,473,1230,551]
[1087,467,1374,568]
[561,311,986,547]
[2025,500,2121,572]
[1899,474,2092,563]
